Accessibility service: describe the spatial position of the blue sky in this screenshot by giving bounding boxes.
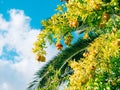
[0,0,62,90]
[0,0,62,28]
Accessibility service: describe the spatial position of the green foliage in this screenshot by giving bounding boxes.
[29,0,120,90]
[28,37,96,90]
[69,31,120,90]
[102,0,111,3]
[32,0,120,60]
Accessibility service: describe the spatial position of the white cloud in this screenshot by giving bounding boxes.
[1,82,11,90]
[0,9,58,90]
[0,15,9,30]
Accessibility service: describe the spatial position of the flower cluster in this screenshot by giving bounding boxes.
[32,0,120,62]
[69,31,120,90]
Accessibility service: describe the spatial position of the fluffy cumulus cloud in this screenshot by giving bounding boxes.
[0,9,58,90]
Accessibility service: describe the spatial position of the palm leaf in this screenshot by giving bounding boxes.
[28,36,98,90]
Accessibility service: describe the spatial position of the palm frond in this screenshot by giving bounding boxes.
[28,35,98,90]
